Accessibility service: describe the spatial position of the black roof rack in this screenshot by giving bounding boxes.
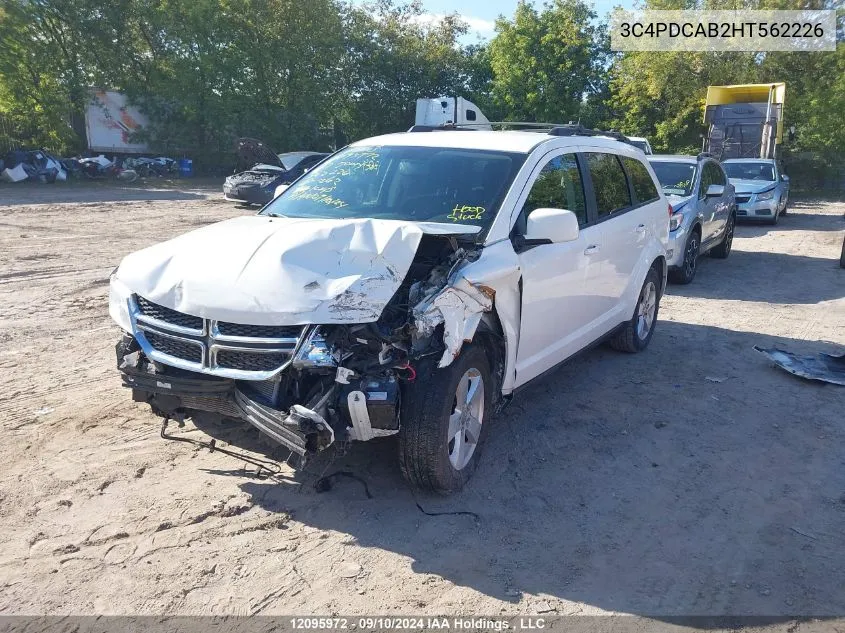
[406,121,641,148]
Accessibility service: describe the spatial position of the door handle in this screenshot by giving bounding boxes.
[635,224,647,233]
[584,244,600,255]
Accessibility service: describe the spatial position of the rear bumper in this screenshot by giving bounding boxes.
[666,225,688,269]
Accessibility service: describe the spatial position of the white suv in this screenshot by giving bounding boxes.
[110,127,669,493]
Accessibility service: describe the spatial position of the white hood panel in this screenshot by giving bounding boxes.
[116,215,479,326]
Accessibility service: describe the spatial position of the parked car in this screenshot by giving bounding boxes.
[648,154,736,284]
[223,150,329,206]
[722,158,789,224]
[110,126,668,493]
[627,136,654,155]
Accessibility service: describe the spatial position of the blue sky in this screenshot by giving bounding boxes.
[353,0,637,41]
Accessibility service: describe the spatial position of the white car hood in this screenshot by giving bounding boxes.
[116,215,480,326]
[729,179,776,194]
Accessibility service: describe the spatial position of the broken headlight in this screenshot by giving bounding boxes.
[292,327,337,370]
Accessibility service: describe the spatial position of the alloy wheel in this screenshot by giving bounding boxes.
[684,234,700,279]
[447,369,485,470]
[636,281,658,340]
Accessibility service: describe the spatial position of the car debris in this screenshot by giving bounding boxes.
[754,346,845,386]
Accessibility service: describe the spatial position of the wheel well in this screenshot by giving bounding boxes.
[651,256,667,295]
[474,311,506,406]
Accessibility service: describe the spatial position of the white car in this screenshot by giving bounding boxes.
[109,127,669,493]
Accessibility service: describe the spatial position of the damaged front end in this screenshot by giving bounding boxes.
[113,232,500,463]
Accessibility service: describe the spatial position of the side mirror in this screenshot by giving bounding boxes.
[781,174,789,182]
[274,184,290,198]
[705,184,724,198]
[525,208,579,243]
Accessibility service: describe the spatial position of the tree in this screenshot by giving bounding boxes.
[487,0,610,124]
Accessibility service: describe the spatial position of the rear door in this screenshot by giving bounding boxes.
[582,151,660,324]
[514,150,606,385]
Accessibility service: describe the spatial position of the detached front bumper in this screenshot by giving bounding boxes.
[118,336,315,456]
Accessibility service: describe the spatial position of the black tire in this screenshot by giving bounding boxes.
[839,234,845,269]
[710,213,735,259]
[398,345,492,494]
[610,267,661,353]
[780,197,788,216]
[770,206,780,225]
[669,229,700,284]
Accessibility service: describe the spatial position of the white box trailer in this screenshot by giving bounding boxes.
[414,97,492,130]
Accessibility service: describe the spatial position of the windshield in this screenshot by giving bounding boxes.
[278,152,316,170]
[649,161,697,196]
[261,145,526,229]
[724,162,775,182]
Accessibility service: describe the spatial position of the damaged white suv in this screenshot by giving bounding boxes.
[110,126,669,493]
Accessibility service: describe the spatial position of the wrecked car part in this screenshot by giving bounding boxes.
[114,216,479,328]
[754,346,845,387]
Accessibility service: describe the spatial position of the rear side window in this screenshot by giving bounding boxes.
[523,153,587,226]
[586,153,631,217]
[621,157,659,204]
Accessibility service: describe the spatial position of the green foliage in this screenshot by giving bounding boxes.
[487,0,610,124]
[0,0,841,181]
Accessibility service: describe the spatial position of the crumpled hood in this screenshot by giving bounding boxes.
[729,179,776,195]
[115,215,480,326]
[666,194,693,211]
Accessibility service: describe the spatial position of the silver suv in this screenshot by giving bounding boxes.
[648,154,736,284]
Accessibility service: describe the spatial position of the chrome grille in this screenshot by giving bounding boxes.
[136,296,203,330]
[216,350,289,372]
[217,321,301,339]
[143,330,203,364]
[130,295,306,379]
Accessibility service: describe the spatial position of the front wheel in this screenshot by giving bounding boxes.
[669,230,700,284]
[839,234,845,269]
[609,267,661,353]
[398,346,492,494]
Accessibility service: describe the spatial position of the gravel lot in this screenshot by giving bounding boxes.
[0,182,843,620]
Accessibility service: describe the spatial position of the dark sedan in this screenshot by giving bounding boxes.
[223,151,328,206]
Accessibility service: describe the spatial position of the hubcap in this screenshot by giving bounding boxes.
[447,369,484,471]
[636,281,657,340]
[684,235,699,278]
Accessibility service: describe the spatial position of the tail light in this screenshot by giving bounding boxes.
[668,203,674,216]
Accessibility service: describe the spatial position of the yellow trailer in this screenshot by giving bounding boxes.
[704,83,785,159]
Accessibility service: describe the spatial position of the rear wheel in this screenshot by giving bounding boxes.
[711,213,735,259]
[669,230,700,284]
[398,346,492,494]
[610,267,661,353]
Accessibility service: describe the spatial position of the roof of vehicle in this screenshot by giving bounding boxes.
[278,151,325,170]
[722,158,776,164]
[351,130,636,154]
[648,154,699,163]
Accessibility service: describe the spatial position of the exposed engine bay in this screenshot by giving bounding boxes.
[114,231,503,462]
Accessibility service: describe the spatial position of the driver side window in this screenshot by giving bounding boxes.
[522,154,587,227]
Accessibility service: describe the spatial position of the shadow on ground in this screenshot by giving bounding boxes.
[735,205,844,236]
[193,322,845,619]
[0,180,221,206]
[668,248,844,304]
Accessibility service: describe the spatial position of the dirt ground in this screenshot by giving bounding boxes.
[0,181,843,620]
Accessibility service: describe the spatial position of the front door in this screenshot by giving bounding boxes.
[514,151,605,386]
